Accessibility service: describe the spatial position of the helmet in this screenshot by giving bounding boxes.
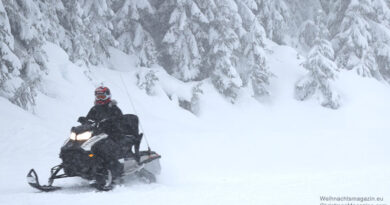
[95,86,111,105]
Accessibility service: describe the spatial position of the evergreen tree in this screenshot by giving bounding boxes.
[207,0,242,102]
[81,0,116,65]
[325,0,390,81]
[331,0,378,78]
[161,0,208,81]
[255,0,289,44]
[298,20,318,51]
[245,23,271,97]
[35,0,66,45]
[370,0,390,81]
[136,69,159,96]
[237,0,271,97]
[59,0,93,65]
[189,82,203,114]
[295,11,340,109]
[3,0,48,110]
[111,0,156,67]
[0,1,24,106]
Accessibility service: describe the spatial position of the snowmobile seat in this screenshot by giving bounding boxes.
[117,114,139,137]
[115,114,142,160]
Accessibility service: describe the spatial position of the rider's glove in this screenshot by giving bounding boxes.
[78,116,87,124]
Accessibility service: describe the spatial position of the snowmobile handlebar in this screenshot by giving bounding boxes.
[77,116,89,124]
[77,116,136,137]
[78,116,121,125]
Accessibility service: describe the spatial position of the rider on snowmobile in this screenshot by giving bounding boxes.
[26,86,159,191]
[78,86,126,178]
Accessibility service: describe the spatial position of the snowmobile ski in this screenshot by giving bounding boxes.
[27,169,61,192]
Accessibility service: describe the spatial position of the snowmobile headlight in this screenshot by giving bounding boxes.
[70,131,92,141]
[77,131,92,140]
[70,132,76,140]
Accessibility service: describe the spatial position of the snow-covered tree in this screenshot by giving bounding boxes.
[330,0,379,78]
[295,11,340,109]
[81,0,116,65]
[244,24,271,97]
[298,20,318,51]
[0,1,24,106]
[189,83,203,114]
[161,0,208,81]
[322,0,390,82]
[3,0,48,110]
[376,39,390,81]
[136,69,159,96]
[59,0,93,65]
[207,0,243,102]
[370,0,390,81]
[255,0,289,44]
[237,0,271,97]
[111,0,156,67]
[35,0,67,45]
[56,0,117,66]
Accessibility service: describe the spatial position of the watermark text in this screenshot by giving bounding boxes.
[320,196,386,205]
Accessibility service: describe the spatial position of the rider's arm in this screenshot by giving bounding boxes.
[86,106,97,121]
[112,105,123,117]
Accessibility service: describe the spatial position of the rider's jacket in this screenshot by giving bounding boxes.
[86,100,123,122]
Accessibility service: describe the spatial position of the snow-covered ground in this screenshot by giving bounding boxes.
[0,43,389,205]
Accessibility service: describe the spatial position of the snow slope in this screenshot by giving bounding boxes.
[0,42,389,205]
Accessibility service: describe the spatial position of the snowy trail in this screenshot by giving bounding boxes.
[0,43,389,204]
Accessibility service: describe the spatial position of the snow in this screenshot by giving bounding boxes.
[107,47,139,71]
[0,42,389,205]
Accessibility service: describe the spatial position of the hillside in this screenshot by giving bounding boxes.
[0,42,388,205]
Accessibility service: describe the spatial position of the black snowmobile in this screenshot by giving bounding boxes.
[27,114,161,191]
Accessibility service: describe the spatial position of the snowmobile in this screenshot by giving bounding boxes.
[27,114,161,191]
